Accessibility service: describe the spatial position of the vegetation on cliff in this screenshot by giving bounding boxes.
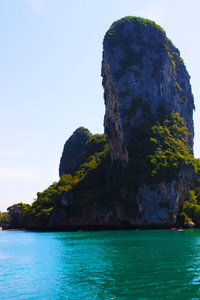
[22,132,110,226]
[105,16,165,48]
[59,127,92,176]
[0,211,8,226]
[2,16,199,229]
[103,16,194,156]
[180,181,200,224]
[1,203,29,229]
[3,107,199,228]
[104,16,186,85]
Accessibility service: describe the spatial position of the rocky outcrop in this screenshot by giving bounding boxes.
[102,17,194,162]
[1,204,28,229]
[135,166,198,227]
[49,167,197,230]
[59,127,92,176]
[2,16,199,231]
[59,128,107,177]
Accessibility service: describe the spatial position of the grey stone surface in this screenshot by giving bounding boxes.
[102,17,194,161]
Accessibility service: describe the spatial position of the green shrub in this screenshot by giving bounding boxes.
[181,185,200,224]
[0,211,8,226]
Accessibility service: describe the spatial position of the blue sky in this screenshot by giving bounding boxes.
[0,0,200,211]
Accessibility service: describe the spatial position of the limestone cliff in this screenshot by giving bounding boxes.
[1,203,28,229]
[48,166,198,229]
[2,16,200,231]
[102,17,194,162]
[59,127,92,176]
[59,128,107,177]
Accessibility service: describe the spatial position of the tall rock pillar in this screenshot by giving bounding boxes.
[102,17,195,162]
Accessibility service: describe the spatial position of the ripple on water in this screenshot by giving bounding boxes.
[1,229,200,299]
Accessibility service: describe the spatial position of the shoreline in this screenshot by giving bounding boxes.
[1,224,197,232]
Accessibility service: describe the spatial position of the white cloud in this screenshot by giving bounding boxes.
[24,0,48,15]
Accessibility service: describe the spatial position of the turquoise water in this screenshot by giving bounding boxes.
[1,229,200,299]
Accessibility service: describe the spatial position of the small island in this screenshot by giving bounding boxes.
[2,16,200,230]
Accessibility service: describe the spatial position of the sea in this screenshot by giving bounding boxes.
[1,228,200,299]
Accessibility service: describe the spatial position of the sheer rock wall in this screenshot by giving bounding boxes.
[102,17,194,162]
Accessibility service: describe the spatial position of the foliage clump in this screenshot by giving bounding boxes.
[104,16,165,48]
[1,203,30,229]
[180,181,200,224]
[8,105,199,228]
[0,211,8,226]
[23,134,110,225]
[119,106,200,209]
[148,111,198,182]
[59,128,107,177]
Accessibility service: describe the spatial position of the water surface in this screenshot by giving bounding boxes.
[1,229,200,299]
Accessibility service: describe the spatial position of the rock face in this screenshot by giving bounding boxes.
[135,166,198,227]
[1,204,27,229]
[59,127,92,177]
[2,16,199,231]
[102,17,194,162]
[34,165,197,230]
